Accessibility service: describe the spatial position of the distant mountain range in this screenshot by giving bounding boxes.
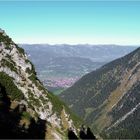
[20,44,136,62]
[20,44,136,94]
[60,46,140,139]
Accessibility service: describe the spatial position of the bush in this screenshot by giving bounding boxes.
[0,72,23,101]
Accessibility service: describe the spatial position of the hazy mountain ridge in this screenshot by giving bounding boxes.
[60,46,140,138]
[20,44,136,94]
[0,29,82,139]
[20,44,136,62]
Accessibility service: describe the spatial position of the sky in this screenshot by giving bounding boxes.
[0,1,140,45]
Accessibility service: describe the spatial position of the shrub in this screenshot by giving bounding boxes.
[0,72,23,100]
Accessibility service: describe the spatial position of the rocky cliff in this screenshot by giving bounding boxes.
[0,29,81,139]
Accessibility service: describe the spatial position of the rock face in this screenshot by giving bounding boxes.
[0,29,81,139]
[60,46,140,139]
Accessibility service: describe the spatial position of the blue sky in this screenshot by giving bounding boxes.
[0,1,140,45]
